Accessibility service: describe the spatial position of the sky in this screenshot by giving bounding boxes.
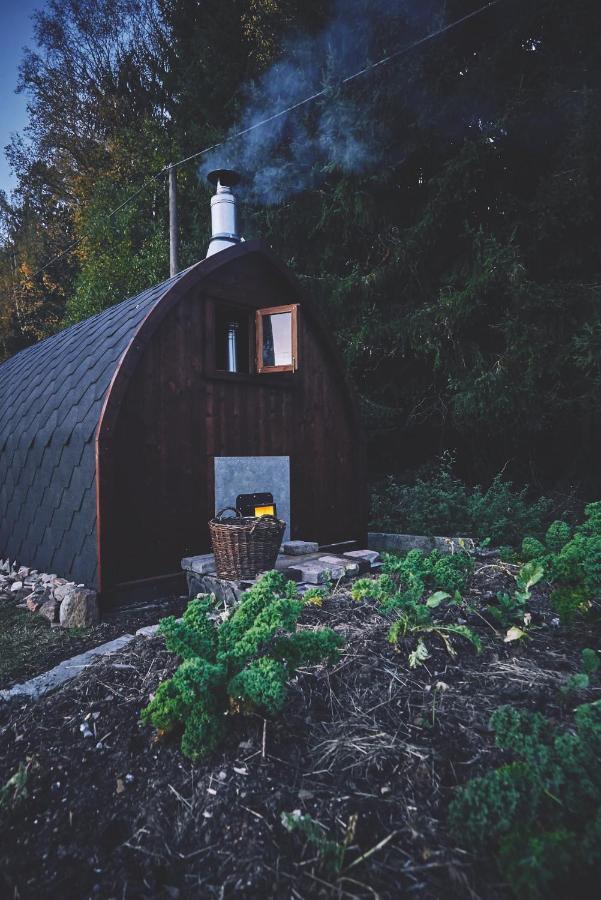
[0,0,41,196]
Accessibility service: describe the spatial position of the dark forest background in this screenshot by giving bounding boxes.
[1,0,601,505]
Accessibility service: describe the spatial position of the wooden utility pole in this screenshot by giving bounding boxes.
[168,164,179,276]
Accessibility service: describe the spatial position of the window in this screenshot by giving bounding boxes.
[214,304,251,374]
[255,304,299,373]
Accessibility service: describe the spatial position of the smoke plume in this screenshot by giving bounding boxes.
[198,0,442,204]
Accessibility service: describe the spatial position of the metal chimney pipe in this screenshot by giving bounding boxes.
[206,169,243,257]
[226,321,239,373]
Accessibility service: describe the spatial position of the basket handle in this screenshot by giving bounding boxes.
[249,513,281,533]
[215,507,242,520]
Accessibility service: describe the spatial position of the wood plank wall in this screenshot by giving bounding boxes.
[104,254,366,586]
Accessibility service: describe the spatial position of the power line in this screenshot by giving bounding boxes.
[30,0,504,278]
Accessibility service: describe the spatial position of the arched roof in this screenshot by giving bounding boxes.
[0,264,195,586]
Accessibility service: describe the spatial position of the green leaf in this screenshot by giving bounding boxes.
[517,561,545,592]
[426,591,451,608]
[561,673,590,694]
[581,648,600,677]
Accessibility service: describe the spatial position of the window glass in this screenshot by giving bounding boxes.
[262,312,293,368]
[256,304,298,373]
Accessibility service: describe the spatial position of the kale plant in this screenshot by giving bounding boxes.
[141,572,342,760]
[353,547,473,612]
[449,700,601,899]
[521,501,601,621]
[561,648,600,694]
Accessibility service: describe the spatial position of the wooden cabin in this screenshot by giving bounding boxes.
[0,197,367,598]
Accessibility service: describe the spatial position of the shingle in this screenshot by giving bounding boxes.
[0,263,197,587]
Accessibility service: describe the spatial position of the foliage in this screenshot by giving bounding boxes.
[0,759,34,811]
[370,455,553,546]
[448,700,601,899]
[1,1,601,498]
[521,537,546,561]
[302,587,328,607]
[352,547,480,665]
[486,560,544,628]
[281,810,355,876]
[141,572,342,760]
[389,613,482,665]
[561,648,600,694]
[364,550,474,610]
[521,501,601,622]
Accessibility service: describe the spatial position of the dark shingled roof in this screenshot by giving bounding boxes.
[0,266,193,588]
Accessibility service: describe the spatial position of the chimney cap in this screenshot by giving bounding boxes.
[207,168,240,188]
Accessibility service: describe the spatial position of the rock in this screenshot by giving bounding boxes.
[288,560,345,584]
[343,549,381,567]
[59,588,100,627]
[54,582,76,603]
[181,554,216,575]
[26,594,44,613]
[187,574,243,606]
[136,624,161,638]
[281,540,319,555]
[368,533,475,555]
[39,599,59,623]
[318,555,360,575]
[10,581,23,593]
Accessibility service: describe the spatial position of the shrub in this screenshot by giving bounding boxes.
[551,586,591,623]
[561,648,600,694]
[545,520,572,551]
[521,536,545,560]
[141,572,342,760]
[449,700,601,899]
[520,502,601,621]
[370,453,552,546]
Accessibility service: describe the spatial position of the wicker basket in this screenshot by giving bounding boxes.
[209,507,286,580]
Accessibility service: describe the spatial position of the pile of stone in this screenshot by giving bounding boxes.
[0,559,99,627]
[181,541,382,605]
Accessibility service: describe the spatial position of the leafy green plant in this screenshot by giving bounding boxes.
[488,591,526,629]
[448,700,601,899]
[302,587,328,607]
[561,648,600,694]
[141,572,342,760]
[281,810,356,876]
[486,560,544,628]
[370,454,553,546]
[0,759,33,811]
[352,547,479,666]
[521,502,601,622]
[357,547,473,612]
[389,612,482,665]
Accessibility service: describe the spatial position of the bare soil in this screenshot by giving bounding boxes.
[0,565,600,900]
